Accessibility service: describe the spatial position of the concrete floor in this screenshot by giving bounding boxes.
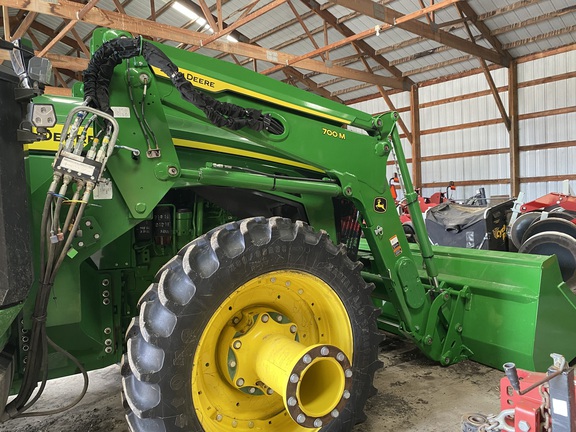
[1,334,504,432]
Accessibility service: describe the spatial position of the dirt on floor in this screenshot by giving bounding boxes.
[1,333,503,432]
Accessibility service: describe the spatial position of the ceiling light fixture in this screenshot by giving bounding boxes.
[172,2,199,20]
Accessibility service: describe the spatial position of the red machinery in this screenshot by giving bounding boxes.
[463,354,576,431]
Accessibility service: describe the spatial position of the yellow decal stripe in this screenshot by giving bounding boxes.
[172,138,324,173]
[151,66,350,125]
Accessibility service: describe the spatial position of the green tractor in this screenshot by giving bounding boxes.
[0,29,575,431]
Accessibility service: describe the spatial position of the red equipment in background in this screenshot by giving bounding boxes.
[462,354,576,431]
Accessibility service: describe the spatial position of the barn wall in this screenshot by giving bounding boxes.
[349,47,575,203]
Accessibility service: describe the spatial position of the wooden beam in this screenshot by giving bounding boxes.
[70,27,90,58]
[0,0,403,88]
[331,0,508,66]
[192,0,286,50]
[197,0,219,32]
[410,85,422,188]
[38,0,101,57]
[457,1,511,61]
[459,12,511,130]
[11,10,36,40]
[2,6,10,40]
[509,60,520,197]
[303,0,411,87]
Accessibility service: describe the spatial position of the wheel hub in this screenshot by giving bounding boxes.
[230,312,353,428]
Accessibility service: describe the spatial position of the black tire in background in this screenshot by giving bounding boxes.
[122,217,382,432]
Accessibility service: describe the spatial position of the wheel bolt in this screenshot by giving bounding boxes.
[314,419,323,427]
[216,414,223,422]
[321,346,329,356]
[233,340,242,349]
[337,352,345,361]
[343,390,351,399]
[302,354,312,364]
[290,325,297,334]
[229,360,237,368]
[236,378,245,387]
[290,373,299,383]
[261,314,269,323]
[276,315,283,322]
[331,409,340,418]
[267,388,274,395]
[232,317,240,325]
[249,387,256,394]
[288,397,297,407]
[345,369,353,378]
[296,414,306,424]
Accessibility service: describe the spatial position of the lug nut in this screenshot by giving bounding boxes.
[331,409,340,418]
[290,325,297,334]
[290,373,299,383]
[261,314,269,323]
[296,414,306,424]
[276,315,283,322]
[233,340,242,349]
[266,388,274,395]
[302,354,312,364]
[345,369,353,378]
[216,414,223,422]
[249,387,256,394]
[337,352,345,361]
[314,419,323,427]
[236,378,245,387]
[229,360,237,368]
[343,390,351,399]
[288,397,297,407]
[321,346,329,356]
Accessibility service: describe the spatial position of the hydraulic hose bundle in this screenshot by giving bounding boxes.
[83,36,283,134]
[3,107,119,420]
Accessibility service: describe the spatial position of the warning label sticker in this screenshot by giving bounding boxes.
[390,235,402,256]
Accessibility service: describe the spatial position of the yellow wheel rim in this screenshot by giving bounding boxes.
[192,270,354,431]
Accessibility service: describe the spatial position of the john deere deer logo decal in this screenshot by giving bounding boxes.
[374,197,387,213]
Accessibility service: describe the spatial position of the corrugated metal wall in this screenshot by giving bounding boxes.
[350,49,575,203]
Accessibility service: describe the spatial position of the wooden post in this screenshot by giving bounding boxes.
[508,60,520,197]
[410,84,422,189]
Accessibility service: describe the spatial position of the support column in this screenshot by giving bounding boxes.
[508,60,520,197]
[410,84,422,189]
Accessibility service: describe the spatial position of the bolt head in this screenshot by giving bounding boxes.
[343,390,351,400]
[303,354,312,364]
[216,414,223,422]
[345,369,353,378]
[320,346,329,356]
[229,360,237,368]
[236,378,245,387]
[249,387,256,394]
[290,325,297,334]
[296,414,306,424]
[290,373,299,383]
[314,419,323,427]
[518,420,531,431]
[276,315,283,322]
[261,314,269,323]
[337,352,345,361]
[233,340,242,349]
[267,388,274,395]
[331,409,339,418]
[288,396,297,407]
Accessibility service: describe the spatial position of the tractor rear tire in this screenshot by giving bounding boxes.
[122,217,382,432]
